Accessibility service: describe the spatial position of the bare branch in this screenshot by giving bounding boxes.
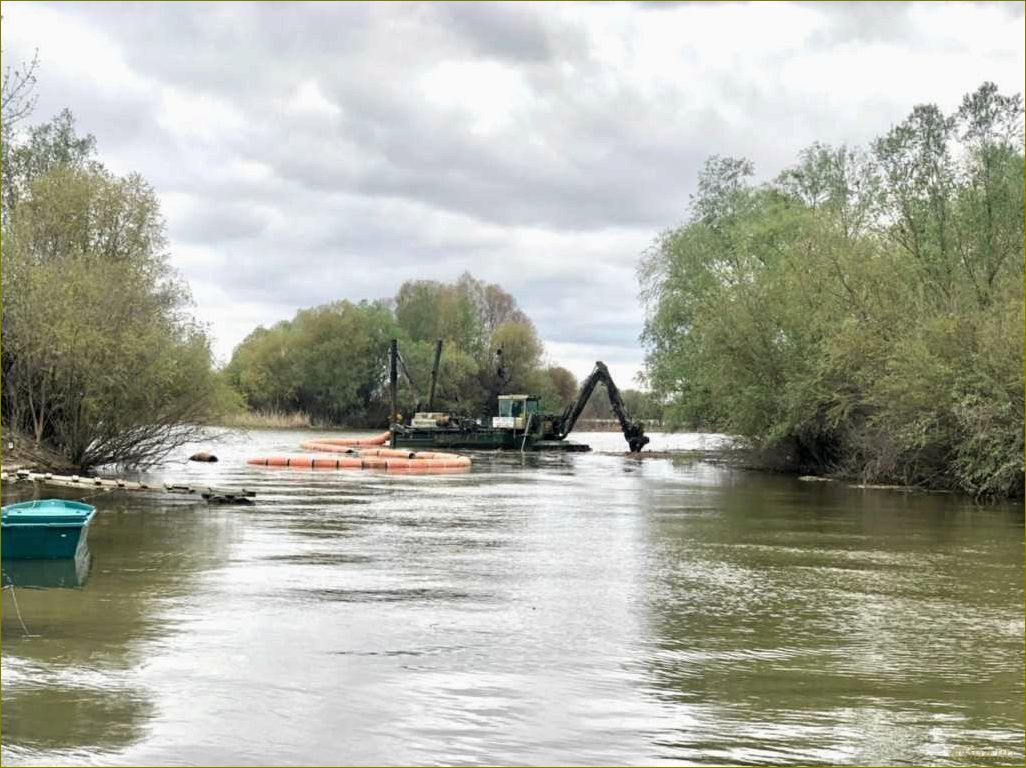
[1,44,39,127]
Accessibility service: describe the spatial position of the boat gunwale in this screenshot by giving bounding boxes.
[2,516,95,529]
[2,500,97,528]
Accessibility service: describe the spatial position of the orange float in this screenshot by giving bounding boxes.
[247,438,471,474]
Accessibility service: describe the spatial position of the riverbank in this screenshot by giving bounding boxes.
[0,429,76,474]
[626,444,991,497]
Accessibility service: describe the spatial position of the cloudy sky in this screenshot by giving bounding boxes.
[2,1,1023,384]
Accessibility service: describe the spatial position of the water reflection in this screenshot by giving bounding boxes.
[2,672,154,757]
[2,547,92,589]
[640,470,1025,764]
[1,430,1022,766]
[1,485,237,762]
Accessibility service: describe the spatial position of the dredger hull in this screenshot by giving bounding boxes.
[390,427,590,452]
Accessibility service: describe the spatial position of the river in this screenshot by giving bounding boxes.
[1,429,1022,765]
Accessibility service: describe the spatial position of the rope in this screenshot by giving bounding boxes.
[2,582,35,637]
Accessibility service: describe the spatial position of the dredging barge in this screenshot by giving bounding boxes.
[385,340,649,454]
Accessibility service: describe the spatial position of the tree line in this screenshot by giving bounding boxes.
[223,274,669,428]
[225,273,585,426]
[640,83,1024,497]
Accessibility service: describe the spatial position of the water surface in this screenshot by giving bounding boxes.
[2,430,1022,765]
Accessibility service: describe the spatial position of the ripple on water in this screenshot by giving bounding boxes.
[1,428,1022,766]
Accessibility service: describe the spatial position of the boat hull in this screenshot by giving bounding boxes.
[390,427,590,452]
[1,500,97,560]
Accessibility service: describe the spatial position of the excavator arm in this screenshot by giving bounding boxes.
[556,362,650,452]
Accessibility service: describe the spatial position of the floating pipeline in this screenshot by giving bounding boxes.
[299,432,390,448]
[299,441,399,454]
[246,447,471,474]
[248,431,471,473]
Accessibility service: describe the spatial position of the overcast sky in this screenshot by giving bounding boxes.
[2,1,1023,384]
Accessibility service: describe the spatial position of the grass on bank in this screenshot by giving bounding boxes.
[218,409,316,429]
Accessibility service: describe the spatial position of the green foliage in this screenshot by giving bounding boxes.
[489,319,544,393]
[290,301,398,423]
[2,161,224,469]
[395,279,480,352]
[2,109,98,228]
[225,272,552,426]
[224,301,400,424]
[386,339,480,416]
[641,83,1024,497]
[537,366,578,412]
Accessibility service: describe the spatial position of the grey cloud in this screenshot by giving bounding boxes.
[47,2,377,97]
[432,2,558,62]
[246,70,718,230]
[806,1,1022,51]
[807,2,917,47]
[169,200,269,244]
[41,2,715,229]
[12,0,1023,371]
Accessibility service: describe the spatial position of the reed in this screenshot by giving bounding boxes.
[219,409,315,429]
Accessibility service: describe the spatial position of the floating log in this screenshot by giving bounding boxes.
[1,469,255,503]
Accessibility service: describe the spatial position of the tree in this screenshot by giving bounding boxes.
[289,301,399,423]
[2,165,224,468]
[225,301,401,424]
[393,273,540,417]
[1,25,38,127]
[394,339,483,416]
[2,109,98,226]
[542,365,578,409]
[228,273,551,425]
[640,83,1024,497]
[224,323,300,413]
[950,82,1025,307]
[394,279,479,352]
[488,320,543,391]
[1,29,42,227]
[455,271,529,336]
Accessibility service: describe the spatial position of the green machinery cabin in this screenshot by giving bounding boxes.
[493,394,538,431]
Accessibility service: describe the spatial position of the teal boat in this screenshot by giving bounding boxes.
[1,499,96,560]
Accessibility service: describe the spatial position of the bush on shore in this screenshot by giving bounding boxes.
[640,83,1024,497]
[1,113,226,470]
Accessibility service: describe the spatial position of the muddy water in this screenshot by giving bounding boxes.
[1,430,1022,766]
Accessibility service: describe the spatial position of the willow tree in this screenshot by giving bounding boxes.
[1,164,223,469]
[640,83,1023,497]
